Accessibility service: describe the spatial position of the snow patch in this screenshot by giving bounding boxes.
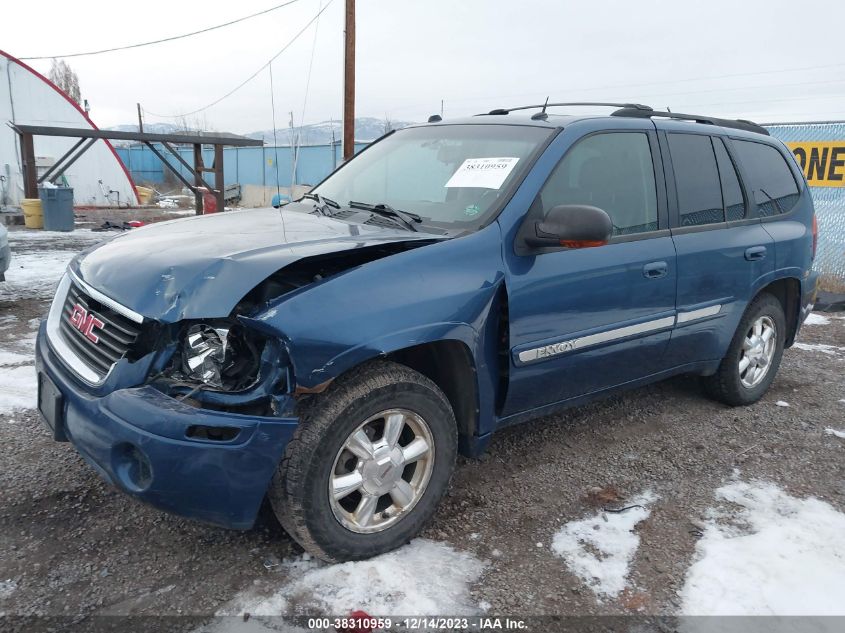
[792,342,844,356]
[218,540,485,619]
[774,400,790,407]
[680,481,845,615]
[551,491,656,599]
[0,365,37,415]
[0,579,17,600]
[803,313,830,326]
[824,428,845,439]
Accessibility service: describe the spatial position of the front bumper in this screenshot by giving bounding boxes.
[35,322,299,529]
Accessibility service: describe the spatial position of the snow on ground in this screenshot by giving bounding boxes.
[0,229,106,300]
[551,491,657,599]
[825,428,845,439]
[792,342,844,356]
[214,539,486,624]
[774,400,790,407]
[803,313,831,326]
[0,346,37,417]
[680,481,845,615]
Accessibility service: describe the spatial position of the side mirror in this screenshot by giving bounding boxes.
[525,204,613,249]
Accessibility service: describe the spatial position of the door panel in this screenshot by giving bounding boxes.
[657,125,775,366]
[501,125,676,417]
[504,237,677,415]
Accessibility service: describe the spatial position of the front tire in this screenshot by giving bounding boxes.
[268,360,457,562]
[702,292,786,406]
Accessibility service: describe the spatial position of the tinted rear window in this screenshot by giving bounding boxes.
[732,140,799,217]
[668,133,724,226]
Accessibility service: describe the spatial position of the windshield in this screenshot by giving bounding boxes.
[312,124,553,230]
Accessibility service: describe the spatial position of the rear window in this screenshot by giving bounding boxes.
[732,140,799,217]
[668,133,724,227]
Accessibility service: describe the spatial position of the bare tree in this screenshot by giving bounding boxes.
[48,59,81,104]
[383,114,395,134]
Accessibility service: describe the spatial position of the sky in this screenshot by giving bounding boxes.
[4,0,845,133]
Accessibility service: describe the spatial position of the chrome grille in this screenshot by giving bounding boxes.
[57,280,143,378]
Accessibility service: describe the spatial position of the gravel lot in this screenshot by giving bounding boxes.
[1,227,843,630]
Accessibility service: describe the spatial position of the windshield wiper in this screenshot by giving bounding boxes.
[300,192,340,216]
[348,201,421,232]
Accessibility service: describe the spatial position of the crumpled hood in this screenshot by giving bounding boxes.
[72,206,438,322]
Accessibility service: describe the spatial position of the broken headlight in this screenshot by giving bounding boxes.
[178,322,263,391]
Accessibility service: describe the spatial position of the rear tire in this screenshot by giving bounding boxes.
[268,360,457,562]
[702,292,786,406]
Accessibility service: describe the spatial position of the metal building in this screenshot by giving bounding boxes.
[766,122,845,290]
[0,49,138,208]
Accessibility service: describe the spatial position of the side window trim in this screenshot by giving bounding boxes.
[712,136,750,224]
[721,136,760,221]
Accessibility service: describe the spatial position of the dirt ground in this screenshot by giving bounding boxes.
[0,228,843,630]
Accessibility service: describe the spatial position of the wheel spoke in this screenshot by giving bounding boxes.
[353,493,378,527]
[332,471,363,500]
[739,356,751,374]
[401,437,430,464]
[390,479,414,507]
[753,321,763,337]
[742,337,754,351]
[383,412,405,448]
[346,430,375,460]
[761,327,775,343]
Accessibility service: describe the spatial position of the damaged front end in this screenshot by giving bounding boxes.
[148,322,292,422]
[142,241,440,419]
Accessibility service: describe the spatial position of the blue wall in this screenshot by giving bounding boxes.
[115,142,369,189]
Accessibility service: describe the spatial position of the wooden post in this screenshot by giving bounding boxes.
[214,144,224,213]
[137,103,144,133]
[21,132,38,199]
[342,0,355,161]
[193,143,203,215]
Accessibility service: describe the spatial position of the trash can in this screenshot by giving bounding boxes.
[21,198,43,229]
[38,186,75,232]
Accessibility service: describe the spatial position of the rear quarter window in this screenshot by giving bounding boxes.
[732,140,800,217]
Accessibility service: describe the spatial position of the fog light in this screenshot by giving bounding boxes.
[182,324,229,388]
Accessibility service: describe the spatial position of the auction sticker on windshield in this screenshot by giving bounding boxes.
[445,157,519,189]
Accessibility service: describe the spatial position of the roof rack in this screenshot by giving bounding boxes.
[479,101,769,136]
[611,107,769,136]
[482,102,653,119]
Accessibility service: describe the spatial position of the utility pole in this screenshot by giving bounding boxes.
[136,103,144,133]
[342,0,355,161]
[289,111,296,199]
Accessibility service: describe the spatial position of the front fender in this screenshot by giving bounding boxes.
[240,224,505,395]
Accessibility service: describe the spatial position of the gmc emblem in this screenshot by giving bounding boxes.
[69,304,105,344]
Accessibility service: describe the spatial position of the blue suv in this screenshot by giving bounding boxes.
[36,103,819,561]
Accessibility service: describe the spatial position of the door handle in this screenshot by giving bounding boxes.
[642,261,668,279]
[745,246,767,261]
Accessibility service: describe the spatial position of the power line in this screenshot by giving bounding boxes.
[143,0,335,119]
[20,0,306,60]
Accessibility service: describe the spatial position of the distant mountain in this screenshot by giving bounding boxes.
[106,117,413,147]
[246,117,413,146]
[107,122,191,135]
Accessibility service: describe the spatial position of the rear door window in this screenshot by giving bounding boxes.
[713,138,746,221]
[539,132,658,236]
[668,133,724,227]
[732,140,800,217]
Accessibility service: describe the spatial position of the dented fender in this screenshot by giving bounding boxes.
[241,224,507,433]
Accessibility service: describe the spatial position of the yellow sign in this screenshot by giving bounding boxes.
[786,141,845,187]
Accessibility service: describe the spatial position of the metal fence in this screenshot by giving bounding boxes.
[766,122,845,290]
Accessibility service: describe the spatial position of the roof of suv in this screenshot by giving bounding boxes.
[417,102,771,137]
